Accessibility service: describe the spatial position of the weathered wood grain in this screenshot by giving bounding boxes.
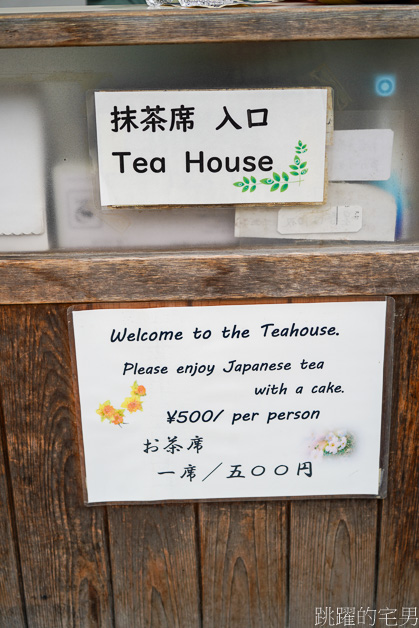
[289,499,378,627]
[0,304,114,628]
[200,501,287,628]
[0,5,418,49]
[376,295,419,610]
[0,410,26,627]
[197,295,379,624]
[0,292,415,627]
[0,246,418,304]
[99,299,201,627]
[107,504,201,628]
[288,290,380,625]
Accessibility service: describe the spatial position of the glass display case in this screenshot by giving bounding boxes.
[0,5,417,302]
[1,5,419,254]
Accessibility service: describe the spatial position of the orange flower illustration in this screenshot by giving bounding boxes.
[121,396,143,414]
[131,381,146,398]
[110,411,124,426]
[96,400,117,421]
[96,382,146,427]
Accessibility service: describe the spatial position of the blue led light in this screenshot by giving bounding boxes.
[375,75,396,97]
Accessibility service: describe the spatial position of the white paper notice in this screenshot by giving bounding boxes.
[235,182,396,242]
[328,129,393,181]
[93,89,329,207]
[0,91,45,237]
[71,301,388,503]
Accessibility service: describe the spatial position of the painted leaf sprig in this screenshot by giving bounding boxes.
[289,155,308,177]
[233,140,307,193]
[295,140,307,154]
[260,171,289,192]
[233,176,257,192]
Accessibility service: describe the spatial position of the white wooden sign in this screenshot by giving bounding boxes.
[71,301,390,504]
[92,89,330,208]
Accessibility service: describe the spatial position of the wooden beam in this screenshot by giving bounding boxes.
[108,505,201,628]
[289,499,377,626]
[0,5,419,49]
[0,421,26,627]
[200,501,288,628]
[0,304,114,627]
[376,295,419,611]
[0,246,418,304]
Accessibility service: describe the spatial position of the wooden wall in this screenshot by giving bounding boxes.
[1,6,418,626]
[0,295,417,627]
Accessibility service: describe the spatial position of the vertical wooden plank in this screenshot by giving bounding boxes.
[289,499,377,626]
[198,296,381,627]
[0,304,114,628]
[286,293,384,625]
[200,501,288,628]
[0,420,26,627]
[376,295,419,610]
[93,301,201,626]
[195,298,287,628]
[107,504,201,628]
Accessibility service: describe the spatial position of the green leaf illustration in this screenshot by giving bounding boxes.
[233,139,307,194]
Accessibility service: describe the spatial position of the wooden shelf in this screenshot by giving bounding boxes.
[1,4,418,302]
[0,244,418,304]
[0,4,419,48]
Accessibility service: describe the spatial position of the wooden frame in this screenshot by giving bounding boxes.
[0,6,418,304]
[0,7,417,626]
[0,5,418,306]
[1,5,419,48]
[0,244,418,304]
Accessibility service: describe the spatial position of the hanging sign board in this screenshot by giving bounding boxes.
[91,88,331,209]
[70,300,392,504]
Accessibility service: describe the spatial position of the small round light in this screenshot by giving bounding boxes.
[375,75,396,97]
